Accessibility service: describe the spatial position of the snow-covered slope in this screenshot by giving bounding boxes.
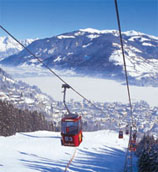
[0,68,54,119]
[0,36,36,60]
[1,28,158,86]
[0,130,138,172]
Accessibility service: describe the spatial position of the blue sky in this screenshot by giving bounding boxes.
[0,0,157,39]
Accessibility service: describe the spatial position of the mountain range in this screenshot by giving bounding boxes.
[0,28,158,86]
[0,36,36,60]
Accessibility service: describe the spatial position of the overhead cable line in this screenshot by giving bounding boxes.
[114,0,134,172]
[0,25,107,115]
[114,0,133,120]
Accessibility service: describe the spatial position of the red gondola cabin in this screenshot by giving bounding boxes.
[125,125,129,135]
[119,130,123,139]
[61,114,82,147]
[129,140,136,152]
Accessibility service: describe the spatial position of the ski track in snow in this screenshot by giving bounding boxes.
[0,130,138,172]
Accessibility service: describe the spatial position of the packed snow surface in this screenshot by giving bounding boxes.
[0,130,138,172]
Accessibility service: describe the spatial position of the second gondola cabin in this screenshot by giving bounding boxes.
[118,130,123,139]
[61,114,82,147]
[129,140,136,152]
[125,125,129,135]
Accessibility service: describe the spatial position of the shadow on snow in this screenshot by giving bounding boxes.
[19,152,65,172]
[19,146,127,172]
[70,146,126,172]
[19,133,60,139]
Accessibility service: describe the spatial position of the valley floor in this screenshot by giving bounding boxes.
[0,130,138,172]
[18,76,158,107]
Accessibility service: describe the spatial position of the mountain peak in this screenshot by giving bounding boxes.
[0,36,37,59]
[79,28,102,33]
[123,30,144,36]
[79,28,117,34]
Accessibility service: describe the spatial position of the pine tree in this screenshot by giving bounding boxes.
[0,100,54,136]
[137,135,158,172]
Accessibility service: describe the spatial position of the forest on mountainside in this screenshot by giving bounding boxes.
[0,100,54,136]
[136,135,158,172]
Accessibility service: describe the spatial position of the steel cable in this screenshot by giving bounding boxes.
[0,25,108,116]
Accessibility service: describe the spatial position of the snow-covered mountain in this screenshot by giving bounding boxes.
[0,36,36,60]
[0,67,54,119]
[1,28,158,86]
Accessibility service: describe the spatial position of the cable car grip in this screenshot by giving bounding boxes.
[62,84,71,114]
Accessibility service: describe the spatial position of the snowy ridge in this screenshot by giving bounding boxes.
[123,30,144,36]
[0,36,36,60]
[79,28,118,35]
[57,35,75,39]
[79,28,149,37]
[1,28,158,86]
[80,28,158,39]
